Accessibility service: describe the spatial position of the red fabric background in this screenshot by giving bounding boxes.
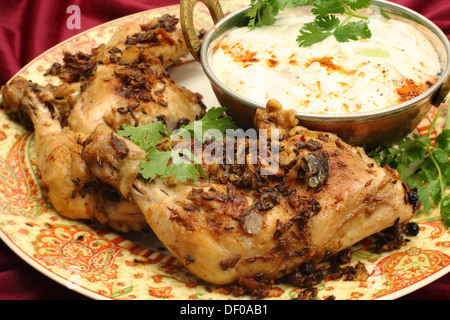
[0,0,449,300]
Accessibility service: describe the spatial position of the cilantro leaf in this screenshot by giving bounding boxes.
[297,21,333,47]
[297,14,370,46]
[443,161,450,186]
[247,0,315,29]
[417,180,438,211]
[247,1,277,29]
[316,14,341,30]
[269,0,290,15]
[168,148,207,183]
[117,122,169,151]
[333,20,371,42]
[140,147,207,183]
[139,147,172,180]
[174,107,237,143]
[311,0,345,18]
[435,129,450,153]
[369,110,450,228]
[117,107,236,183]
[433,149,449,165]
[248,0,373,47]
[441,196,450,228]
[346,0,371,11]
[287,0,315,7]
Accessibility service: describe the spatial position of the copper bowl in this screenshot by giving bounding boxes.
[180,0,450,149]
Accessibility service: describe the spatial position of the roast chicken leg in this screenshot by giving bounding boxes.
[81,100,419,285]
[1,77,148,233]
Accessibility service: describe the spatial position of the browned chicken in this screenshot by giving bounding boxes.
[81,99,419,286]
[66,58,206,135]
[1,77,147,232]
[92,14,189,69]
[45,14,206,135]
[1,14,207,233]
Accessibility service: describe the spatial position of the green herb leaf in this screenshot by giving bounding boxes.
[441,195,450,228]
[419,179,441,211]
[369,111,450,228]
[140,147,173,180]
[174,107,237,143]
[333,20,371,42]
[346,0,371,11]
[311,0,345,18]
[247,2,276,29]
[168,148,207,183]
[435,129,450,153]
[247,0,316,29]
[248,0,373,47]
[287,0,316,7]
[117,121,169,151]
[117,108,236,183]
[297,20,333,47]
[139,147,207,183]
[316,14,341,30]
[443,161,450,186]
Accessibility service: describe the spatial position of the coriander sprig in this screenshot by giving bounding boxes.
[247,0,374,47]
[247,0,315,29]
[369,104,450,228]
[117,107,237,183]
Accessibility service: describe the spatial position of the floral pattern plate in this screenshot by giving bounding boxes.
[1,0,449,300]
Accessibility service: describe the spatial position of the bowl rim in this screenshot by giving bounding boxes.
[199,0,450,123]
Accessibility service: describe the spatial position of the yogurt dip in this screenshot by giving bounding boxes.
[208,7,441,114]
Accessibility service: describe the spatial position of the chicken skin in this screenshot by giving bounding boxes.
[46,14,206,135]
[92,13,189,69]
[67,57,206,135]
[81,100,419,285]
[1,77,147,233]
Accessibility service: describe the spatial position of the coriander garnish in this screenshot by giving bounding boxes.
[247,0,375,47]
[369,102,450,228]
[117,107,237,183]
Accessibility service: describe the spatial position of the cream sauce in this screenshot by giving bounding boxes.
[208,7,441,114]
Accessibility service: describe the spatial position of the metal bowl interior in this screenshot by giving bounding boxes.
[199,1,450,149]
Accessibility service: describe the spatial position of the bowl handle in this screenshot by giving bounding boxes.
[180,0,224,61]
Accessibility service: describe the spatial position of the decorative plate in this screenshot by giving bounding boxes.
[0,0,449,300]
